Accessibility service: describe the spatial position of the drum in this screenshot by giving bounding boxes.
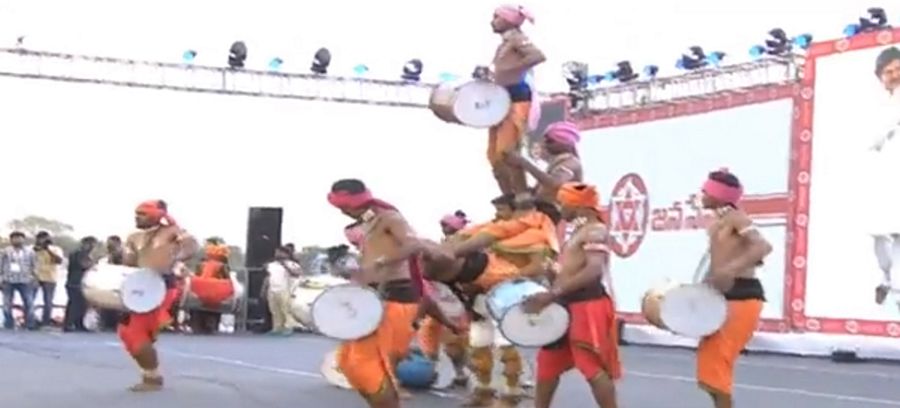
[310,284,383,340]
[320,348,352,389]
[181,273,245,313]
[82,265,167,313]
[428,282,466,323]
[429,80,511,128]
[486,279,570,347]
[290,275,350,328]
[641,283,727,338]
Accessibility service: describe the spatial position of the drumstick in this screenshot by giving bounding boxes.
[691,251,711,284]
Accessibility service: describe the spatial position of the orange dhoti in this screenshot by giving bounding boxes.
[536,296,621,382]
[417,315,469,361]
[337,301,419,398]
[487,101,531,193]
[696,299,763,395]
[118,288,180,355]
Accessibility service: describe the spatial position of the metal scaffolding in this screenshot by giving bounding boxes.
[0,48,799,112]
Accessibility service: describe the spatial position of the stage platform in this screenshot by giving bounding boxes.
[1,330,898,407]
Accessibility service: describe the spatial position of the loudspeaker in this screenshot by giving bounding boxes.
[244,207,283,332]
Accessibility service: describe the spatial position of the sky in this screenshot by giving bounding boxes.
[0,0,891,248]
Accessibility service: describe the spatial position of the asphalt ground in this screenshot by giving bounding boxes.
[1,330,899,408]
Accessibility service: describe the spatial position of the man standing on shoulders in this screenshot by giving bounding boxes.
[1,232,38,330]
[34,231,65,328]
[64,236,98,332]
[505,121,583,205]
[486,3,546,195]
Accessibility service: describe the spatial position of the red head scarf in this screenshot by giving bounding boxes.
[136,200,177,226]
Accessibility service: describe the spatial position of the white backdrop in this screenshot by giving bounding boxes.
[580,99,793,318]
[806,45,900,320]
[0,76,500,247]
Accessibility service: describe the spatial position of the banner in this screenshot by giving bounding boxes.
[791,28,900,337]
[575,85,795,332]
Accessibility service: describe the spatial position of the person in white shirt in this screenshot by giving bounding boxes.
[265,246,303,335]
[871,47,900,311]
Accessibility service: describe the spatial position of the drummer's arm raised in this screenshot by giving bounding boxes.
[549,226,608,300]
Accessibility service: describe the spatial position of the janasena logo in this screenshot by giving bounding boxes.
[608,173,650,258]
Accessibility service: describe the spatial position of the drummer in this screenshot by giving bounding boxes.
[487,4,546,195]
[120,199,199,392]
[522,182,621,408]
[696,169,769,408]
[417,211,472,387]
[326,179,429,407]
[504,121,583,205]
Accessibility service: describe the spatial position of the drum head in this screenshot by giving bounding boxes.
[499,303,570,348]
[121,269,167,313]
[659,285,727,338]
[311,284,383,340]
[320,349,352,389]
[453,82,512,128]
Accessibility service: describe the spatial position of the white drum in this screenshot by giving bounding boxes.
[121,269,167,313]
[311,284,384,340]
[290,275,349,328]
[486,279,570,347]
[429,80,511,128]
[82,265,166,313]
[641,283,727,338]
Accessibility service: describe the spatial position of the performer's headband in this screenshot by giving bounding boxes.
[440,214,468,231]
[136,200,177,226]
[544,122,581,147]
[702,178,743,205]
[327,189,373,210]
[495,4,534,26]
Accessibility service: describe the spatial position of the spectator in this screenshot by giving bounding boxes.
[63,236,97,332]
[105,235,124,265]
[265,246,303,335]
[33,231,65,328]
[1,231,37,330]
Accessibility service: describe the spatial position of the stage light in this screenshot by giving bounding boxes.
[793,34,813,50]
[311,47,331,75]
[227,41,247,69]
[562,61,590,91]
[706,51,726,66]
[643,65,659,78]
[765,28,790,55]
[676,46,708,70]
[845,8,890,37]
[607,61,639,82]
[401,59,423,81]
[268,57,283,71]
[352,64,369,76]
[182,50,197,64]
[439,72,459,82]
[749,45,765,58]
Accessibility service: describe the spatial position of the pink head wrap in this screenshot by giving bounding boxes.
[136,200,177,226]
[544,121,581,147]
[495,4,534,26]
[440,212,469,231]
[702,168,743,205]
[327,188,397,211]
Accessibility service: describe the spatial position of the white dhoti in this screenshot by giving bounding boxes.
[469,294,512,348]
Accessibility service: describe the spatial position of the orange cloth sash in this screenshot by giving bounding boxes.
[190,260,234,307]
[337,301,419,398]
[487,101,531,165]
[696,299,763,395]
[117,288,180,355]
[477,211,560,258]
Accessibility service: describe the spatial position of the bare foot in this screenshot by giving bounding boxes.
[128,376,163,392]
[397,386,413,399]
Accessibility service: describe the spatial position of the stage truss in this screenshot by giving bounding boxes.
[0,47,798,111]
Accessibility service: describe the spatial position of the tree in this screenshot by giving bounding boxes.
[2,216,79,253]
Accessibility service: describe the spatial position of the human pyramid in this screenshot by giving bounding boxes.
[85,4,772,408]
